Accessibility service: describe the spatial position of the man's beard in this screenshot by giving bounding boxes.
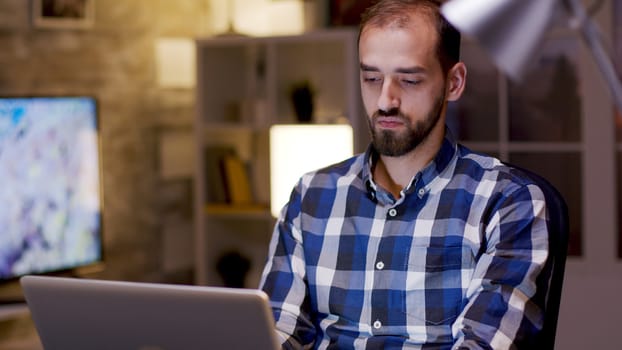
[368,91,445,157]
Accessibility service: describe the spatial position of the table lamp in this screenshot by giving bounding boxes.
[269,124,354,217]
[441,0,622,112]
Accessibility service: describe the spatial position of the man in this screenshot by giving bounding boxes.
[260,0,550,348]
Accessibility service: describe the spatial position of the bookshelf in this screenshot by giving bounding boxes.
[193,29,367,286]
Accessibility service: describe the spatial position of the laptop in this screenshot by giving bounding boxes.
[20,275,281,350]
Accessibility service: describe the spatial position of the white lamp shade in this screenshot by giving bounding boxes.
[441,0,558,81]
[155,38,196,88]
[269,124,354,218]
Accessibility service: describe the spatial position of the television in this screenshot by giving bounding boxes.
[0,96,103,288]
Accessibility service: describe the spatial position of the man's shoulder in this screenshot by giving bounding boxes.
[454,145,540,188]
[298,153,366,189]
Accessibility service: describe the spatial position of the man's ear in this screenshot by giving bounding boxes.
[446,62,467,102]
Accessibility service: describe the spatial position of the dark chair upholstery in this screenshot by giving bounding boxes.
[505,163,569,349]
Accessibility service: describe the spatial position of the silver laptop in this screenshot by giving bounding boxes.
[20,275,281,350]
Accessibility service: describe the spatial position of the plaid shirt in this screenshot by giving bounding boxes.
[260,130,549,349]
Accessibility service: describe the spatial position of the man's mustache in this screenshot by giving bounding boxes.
[373,108,407,120]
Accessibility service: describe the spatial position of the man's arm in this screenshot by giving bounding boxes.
[452,183,550,349]
[259,183,317,349]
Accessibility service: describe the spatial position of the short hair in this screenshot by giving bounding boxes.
[359,0,461,75]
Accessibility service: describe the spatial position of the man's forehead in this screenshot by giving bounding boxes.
[358,20,441,75]
[360,62,428,74]
[360,11,438,48]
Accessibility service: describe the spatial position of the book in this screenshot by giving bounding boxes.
[221,154,254,205]
[203,146,235,203]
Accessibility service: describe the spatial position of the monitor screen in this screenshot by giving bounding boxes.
[0,96,103,282]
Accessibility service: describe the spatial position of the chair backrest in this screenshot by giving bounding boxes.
[505,163,569,349]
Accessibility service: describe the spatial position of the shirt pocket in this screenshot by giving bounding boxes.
[404,246,475,326]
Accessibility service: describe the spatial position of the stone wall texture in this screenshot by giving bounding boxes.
[0,0,213,282]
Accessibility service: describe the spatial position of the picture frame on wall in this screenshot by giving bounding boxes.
[32,0,95,29]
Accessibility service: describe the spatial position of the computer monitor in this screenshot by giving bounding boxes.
[0,96,104,289]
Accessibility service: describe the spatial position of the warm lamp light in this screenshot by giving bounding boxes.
[269,124,354,217]
[441,0,622,112]
[225,0,305,36]
[155,38,196,88]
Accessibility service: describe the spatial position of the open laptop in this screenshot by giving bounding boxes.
[20,275,281,350]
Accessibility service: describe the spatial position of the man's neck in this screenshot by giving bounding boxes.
[372,125,445,199]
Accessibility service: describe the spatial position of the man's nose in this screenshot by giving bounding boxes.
[377,78,400,112]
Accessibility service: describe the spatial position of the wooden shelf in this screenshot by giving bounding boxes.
[204,203,271,218]
[193,29,364,286]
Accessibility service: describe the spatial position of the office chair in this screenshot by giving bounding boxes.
[505,163,570,349]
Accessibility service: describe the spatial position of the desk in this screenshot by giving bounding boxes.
[0,305,42,350]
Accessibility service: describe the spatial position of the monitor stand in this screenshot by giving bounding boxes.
[0,302,28,320]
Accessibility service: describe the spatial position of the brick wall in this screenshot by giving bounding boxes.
[0,0,212,282]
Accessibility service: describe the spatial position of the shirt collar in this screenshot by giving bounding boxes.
[362,127,458,199]
[420,127,458,186]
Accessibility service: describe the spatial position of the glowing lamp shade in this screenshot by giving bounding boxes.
[441,0,557,81]
[269,124,354,217]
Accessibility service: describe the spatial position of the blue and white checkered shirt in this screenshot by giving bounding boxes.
[260,130,549,349]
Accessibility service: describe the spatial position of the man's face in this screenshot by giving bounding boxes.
[359,13,448,157]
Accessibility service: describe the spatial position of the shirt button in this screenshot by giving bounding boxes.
[375,261,384,270]
[388,208,397,217]
[418,188,426,197]
[373,320,382,329]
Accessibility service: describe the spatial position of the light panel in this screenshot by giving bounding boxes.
[269,124,354,217]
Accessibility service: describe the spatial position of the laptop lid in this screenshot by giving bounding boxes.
[20,275,280,350]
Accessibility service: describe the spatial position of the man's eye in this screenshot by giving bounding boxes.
[402,79,420,86]
[363,75,382,83]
